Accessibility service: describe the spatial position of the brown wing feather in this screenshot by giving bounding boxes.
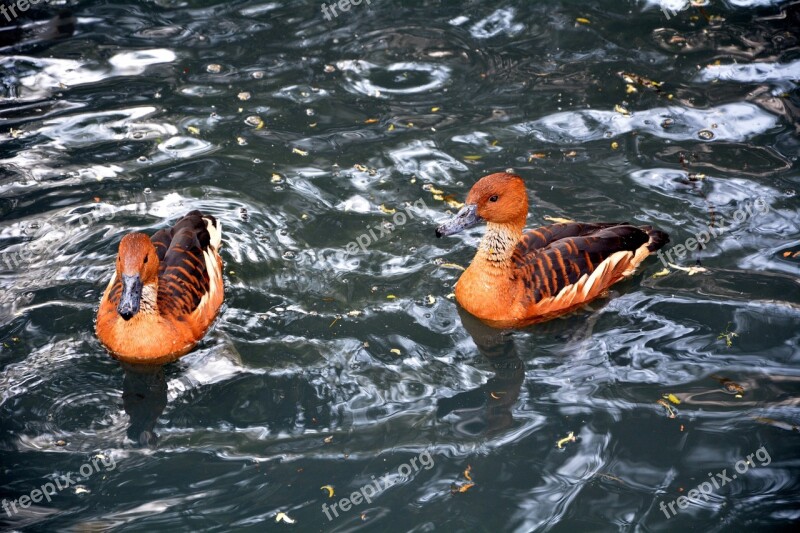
[511,224,651,305]
[517,222,626,253]
[156,212,215,317]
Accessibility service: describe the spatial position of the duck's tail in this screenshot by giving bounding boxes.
[642,226,669,252]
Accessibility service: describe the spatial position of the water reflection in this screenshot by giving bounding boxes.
[437,306,524,437]
[120,363,167,447]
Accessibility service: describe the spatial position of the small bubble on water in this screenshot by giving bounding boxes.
[282,251,295,259]
[252,71,265,79]
[137,156,148,163]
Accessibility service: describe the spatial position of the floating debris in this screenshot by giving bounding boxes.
[651,268,670,278]
[245,115,264,129]
[379,204,396,214]
[74,486,90,495]
[667,263,707,276]
[206,63,222,73]
[716,323,738,348]
[292,147,309,156]
[237,91,251,101]
[663,393,681,405]
[618,71,663,91]
[556,431,576,449]
[320,485,335,498]
[451,482,475,494]
[576,17,591,24]
[390,348,401,355]
[657,399,677,418]
[275,512,296,524]
[711,375,744,396]
[698,129,715,140]
[614,104,631,116]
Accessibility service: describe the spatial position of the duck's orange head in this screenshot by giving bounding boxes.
[115,233,158,320]
[436,173,528,237]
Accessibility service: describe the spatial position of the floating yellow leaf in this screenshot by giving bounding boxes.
[354,164,368,172]
[271,173,283,183]
[528,152,547,161]
[464,465,472,481]
[664,393,681,405]
[565,150,578,157]
[324,436,333,443]
[390,348,401,355]
[388,124,395,131]
[275,512,296,524]
[444,195,464,209]
[450,482,475,494]
[667,263,707,276]
[625,84,637,94]
[433,194,444,201]
[556,431,576,449]
[651,268,670,278]
[387,294,397,300]
[431,107,440,112]
[440,263,465,271]
[611,141,619,150]
[292,147,308,156]
[187,126,200,135]
[576,17,590,24]
[464,155,483,161]
[364,118,379,124]
[614,104,631,116]
[426,295,436,305]
[379,204,396,214]
[320,485,335,498]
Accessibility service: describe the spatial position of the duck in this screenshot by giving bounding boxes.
[436,172,669,328]
[96,210,224,364]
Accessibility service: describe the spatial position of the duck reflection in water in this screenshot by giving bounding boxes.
[121,363,167,447]
[437,306,525,437]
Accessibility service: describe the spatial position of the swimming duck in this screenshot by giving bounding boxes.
[96,210,223,364]
[436,173,668,327]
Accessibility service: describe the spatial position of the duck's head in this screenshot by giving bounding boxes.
[436,172,529,237]
[115,233,158,321]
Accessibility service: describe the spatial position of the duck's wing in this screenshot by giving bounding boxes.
[518,222,626,253]
[512,224,666,309]
[156,211,223,320]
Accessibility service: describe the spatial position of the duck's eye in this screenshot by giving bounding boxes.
[489,195,499,202]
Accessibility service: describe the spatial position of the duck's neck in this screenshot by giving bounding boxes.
[474,222,523,267]
[140,282,159,315]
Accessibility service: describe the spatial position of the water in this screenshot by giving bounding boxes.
[1,0,799,531]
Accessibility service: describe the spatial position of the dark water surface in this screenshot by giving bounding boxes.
[1,0,799,531]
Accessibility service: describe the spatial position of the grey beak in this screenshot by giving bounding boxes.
[436,204,483,237]
[117,274,142,321]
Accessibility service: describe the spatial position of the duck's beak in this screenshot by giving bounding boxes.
[436,204,483,237]
[117,274,142,321]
